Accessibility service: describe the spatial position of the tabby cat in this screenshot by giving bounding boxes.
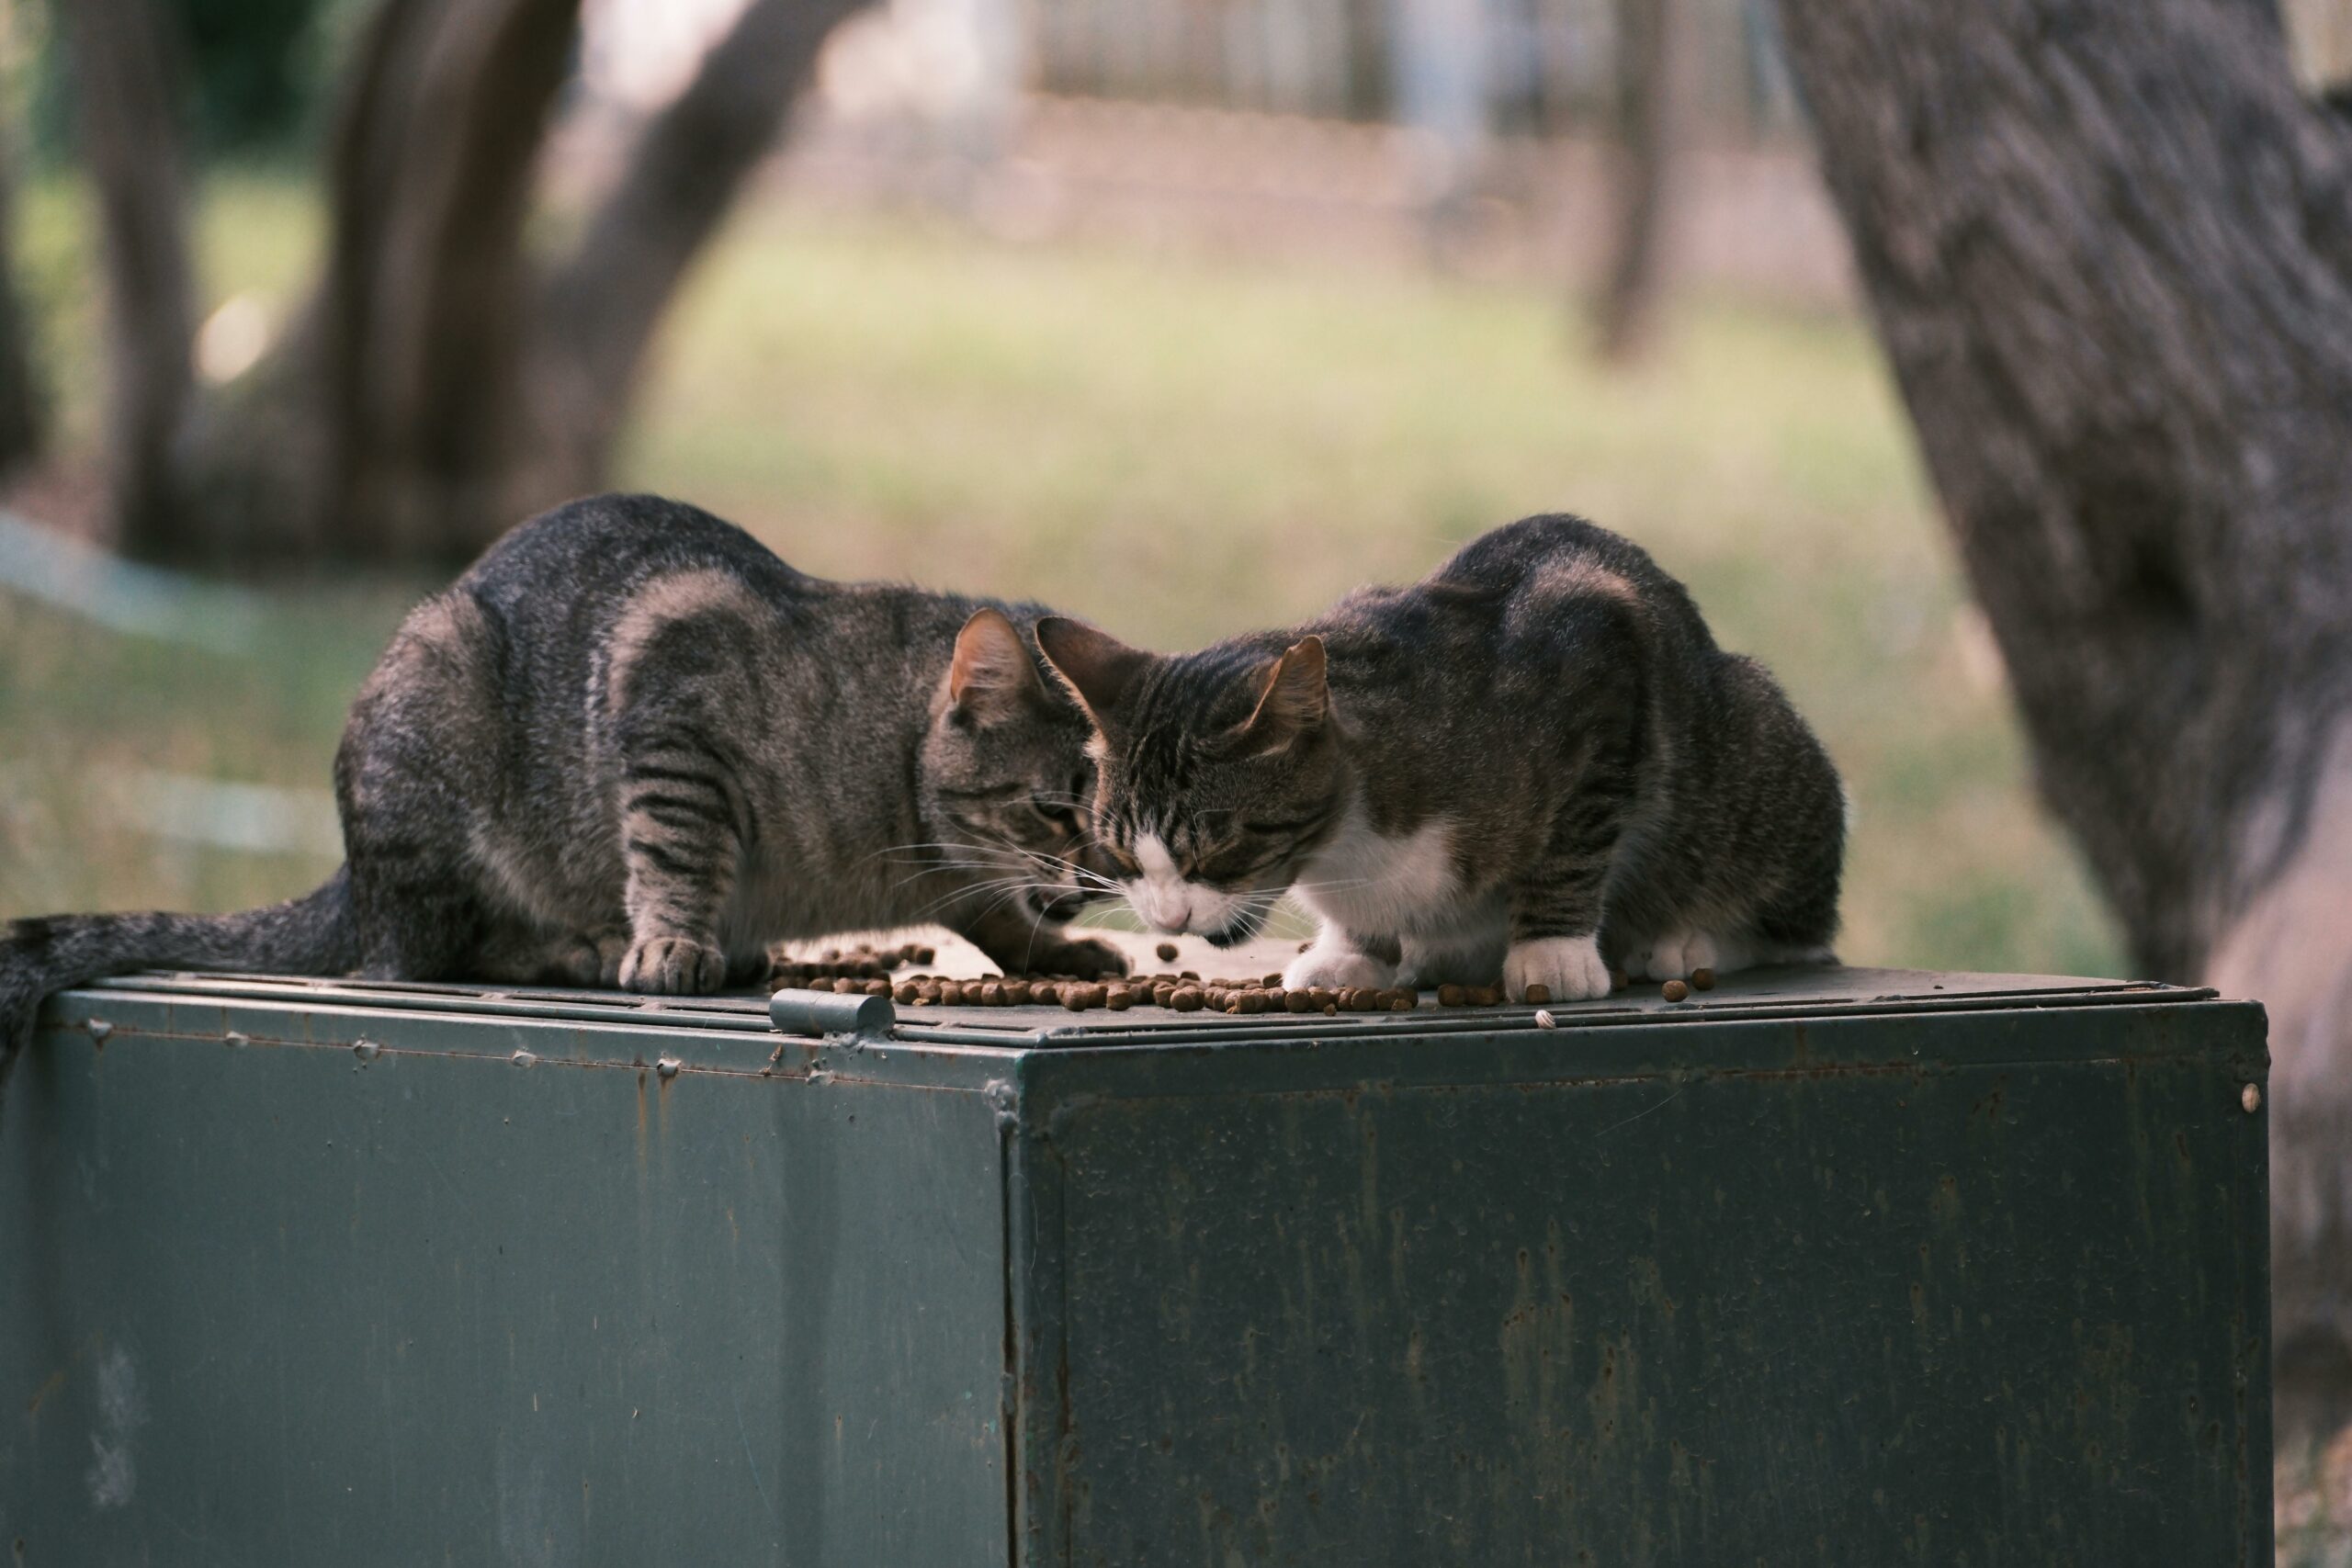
[0,493,1123,1070]
[1035,513,1843,1002]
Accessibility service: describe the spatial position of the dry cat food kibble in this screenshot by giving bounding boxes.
[1157,942,1180,962]
[1522,984,1551,1005]
[793,950,1535,1017]
[1662,979,1690,1002]
[1690,967,1716,991]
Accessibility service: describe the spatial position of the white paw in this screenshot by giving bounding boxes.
[1503,935,1611,1003]
[1283,948,1398,992]
[1626,929,1726,981]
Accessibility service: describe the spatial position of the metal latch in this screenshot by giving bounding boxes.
[768,987,898,1047]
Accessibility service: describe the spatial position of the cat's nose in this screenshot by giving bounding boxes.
[1125,881,1189,933]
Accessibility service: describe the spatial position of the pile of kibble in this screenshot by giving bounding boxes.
[818,970,1436,1014]
[768,941,937,987]
[773,940,1718,1012]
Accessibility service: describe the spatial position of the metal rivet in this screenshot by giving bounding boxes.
[510,1049,537,1067]
[1533,1010,1558,1030]
[85,1020,112,1043]
[223,1031,248,1048]
[353,1039,381,1063]
[656,1056,681,1080]
[2242,1083,2262,1114]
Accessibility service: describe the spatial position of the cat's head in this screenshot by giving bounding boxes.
[921,607,1114,923]
[1035,618,1347,947]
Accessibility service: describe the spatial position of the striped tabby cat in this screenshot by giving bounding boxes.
[1035,514,1844,1002]
[1,494,1123,1076]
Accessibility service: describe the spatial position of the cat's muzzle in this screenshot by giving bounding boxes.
[1200,902,1271,949]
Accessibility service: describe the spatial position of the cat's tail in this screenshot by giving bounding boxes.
[0,868,359,1091]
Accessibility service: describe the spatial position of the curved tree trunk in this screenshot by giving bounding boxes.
[311,0,582,563]
[57,0,194,551]
[1589,0,1681,362]
[154,0,582,568]
[146,0,863,569]
[0,132,46,475]
[526,0,868,501]
[1770,0,2352,1427]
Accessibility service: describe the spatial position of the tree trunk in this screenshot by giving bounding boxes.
[1770,0,2352,1427]
[1589,0,1680,361]
[526,0,867,501]
[153,0,864,568]
[311,0,582,564]
[56,0,195,552]
[0,130,46,475]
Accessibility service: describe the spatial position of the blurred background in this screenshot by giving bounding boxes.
[3,0,2352,1551]
[0,0,2155,965]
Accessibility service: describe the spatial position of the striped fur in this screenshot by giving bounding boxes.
[1038,513,1845,1002]
[1,494,1124,1080]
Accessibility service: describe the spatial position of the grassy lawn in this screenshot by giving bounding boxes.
[0,172,2123,980]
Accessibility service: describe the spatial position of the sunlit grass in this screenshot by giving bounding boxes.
[0,176,2123,978]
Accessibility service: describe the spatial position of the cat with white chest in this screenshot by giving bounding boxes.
[1037,514,1845,1001]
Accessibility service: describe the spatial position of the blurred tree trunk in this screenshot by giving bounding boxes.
[1589,0,1681,361]
[527,0,869,501]
[74,0,866,569]
[1771,0,2352,1429]
[0,134,46,475]
[56,0,195,549]
[307,0,582,562]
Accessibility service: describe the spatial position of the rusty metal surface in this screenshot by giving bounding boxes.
[0,987,1011,1566]
[1,971,2268,1564]
[1000,998,2272,1567]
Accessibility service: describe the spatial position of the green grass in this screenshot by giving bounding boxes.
[0,174,2124,978]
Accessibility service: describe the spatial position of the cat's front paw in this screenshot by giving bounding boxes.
[619,934,728,995]
[1623,930,1748,982]
[553,930,630,987]
[1503,935,1610,1003]
[1284,948,1399,992]
[1026,935,1131,981]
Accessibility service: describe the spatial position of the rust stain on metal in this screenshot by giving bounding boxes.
[24,1368,64,1418]
[634,1069,649,1173]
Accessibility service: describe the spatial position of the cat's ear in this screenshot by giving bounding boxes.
[1236,636,1328,753]
[1035,617,1148,729]
[948,608,1046,725]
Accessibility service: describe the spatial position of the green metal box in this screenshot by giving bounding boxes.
[1,965,2270,1564]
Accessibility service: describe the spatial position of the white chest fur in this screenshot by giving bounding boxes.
[1292,807,1464,937]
